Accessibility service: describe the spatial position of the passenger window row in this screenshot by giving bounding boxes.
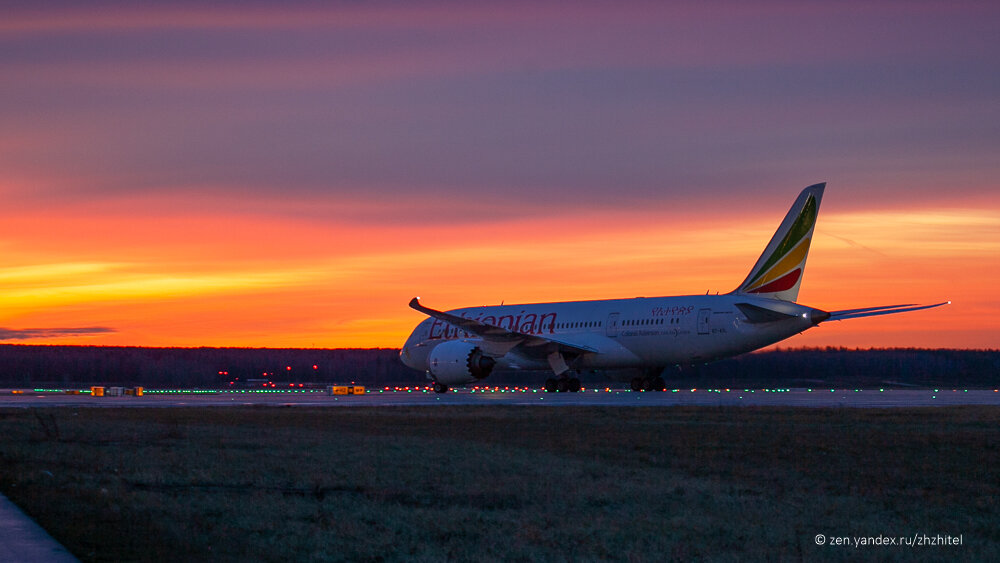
[555,321,602,329]
[623,318,681,326]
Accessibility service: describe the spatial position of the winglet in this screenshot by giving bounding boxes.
[733,183,825,302]
[409,297,433,315]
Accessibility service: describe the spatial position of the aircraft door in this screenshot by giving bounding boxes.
[697,308,711,335]
[606,313,620,337]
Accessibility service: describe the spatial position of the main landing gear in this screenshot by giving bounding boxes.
[630,374,666,392]
[544,376,581,393]
[432,382,449,394]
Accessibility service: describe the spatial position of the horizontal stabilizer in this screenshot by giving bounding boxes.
[735,302,798,323]
[827,302,950,321]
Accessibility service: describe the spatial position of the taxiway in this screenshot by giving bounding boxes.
[3,387,999,408]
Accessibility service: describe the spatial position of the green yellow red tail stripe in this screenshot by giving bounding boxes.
[733,183,825,301]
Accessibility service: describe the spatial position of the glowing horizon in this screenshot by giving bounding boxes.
[0,194,994,349]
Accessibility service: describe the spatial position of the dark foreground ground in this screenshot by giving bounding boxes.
[0,406,997,561]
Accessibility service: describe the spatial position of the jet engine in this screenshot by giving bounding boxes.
[427,340,497,385]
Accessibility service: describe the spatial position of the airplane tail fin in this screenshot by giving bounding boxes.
[732,183,825,302]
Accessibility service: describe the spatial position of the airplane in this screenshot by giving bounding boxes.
[400,183,948,393]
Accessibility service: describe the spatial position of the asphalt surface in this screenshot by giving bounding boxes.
[0,493,77,563]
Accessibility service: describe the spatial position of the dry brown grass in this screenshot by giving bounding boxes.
[0,406,997,561]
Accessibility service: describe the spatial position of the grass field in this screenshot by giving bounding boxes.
[1,406,997,561]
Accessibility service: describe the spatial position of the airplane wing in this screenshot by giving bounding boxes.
[826,302,950,321]
[408,298,597,355]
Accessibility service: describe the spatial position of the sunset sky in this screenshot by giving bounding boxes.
[1,2,997,349]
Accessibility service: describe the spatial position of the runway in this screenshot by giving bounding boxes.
[3,387,1000,408]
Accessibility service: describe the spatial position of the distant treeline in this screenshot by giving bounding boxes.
[0,346,412,389]
[674,347,1000,389]
[0,345,996,389]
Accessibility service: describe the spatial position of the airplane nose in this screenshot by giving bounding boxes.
[399,345,425,371]
[810,309,831,325]
[399,347,412,367]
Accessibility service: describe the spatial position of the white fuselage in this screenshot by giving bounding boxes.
[400,293,821,375]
